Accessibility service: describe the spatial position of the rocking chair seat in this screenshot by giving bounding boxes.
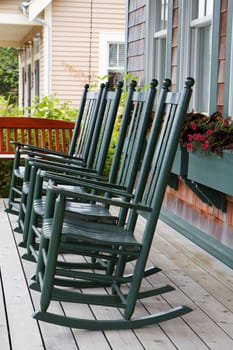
[42,217,140,248]
[32,197,117,222]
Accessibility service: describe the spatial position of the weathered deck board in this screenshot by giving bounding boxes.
[0,267,11,350]
[1,199,233,349]
[0,200,43,350]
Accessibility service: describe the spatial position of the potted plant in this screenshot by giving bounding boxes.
[181,111,233,195]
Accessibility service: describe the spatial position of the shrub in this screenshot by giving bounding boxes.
[26,95,78,120]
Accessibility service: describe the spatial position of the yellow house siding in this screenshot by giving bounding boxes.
[51,0,125,106]
[0,1,22,13]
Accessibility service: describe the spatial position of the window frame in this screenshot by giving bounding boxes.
[108,42,125,71]
[145,0,173,86]
[178,0,220,113]
[98,32,125,80]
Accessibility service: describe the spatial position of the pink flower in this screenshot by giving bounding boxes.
[188,134,193,141]
[191,122,197,130]
[193,133,199,141]
[187,143,193,151]
[199,134,206,142]
[206,129,212,136]
[201,140,209,151]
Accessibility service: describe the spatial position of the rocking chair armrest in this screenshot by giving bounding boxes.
[48,182,150,212]
[10,141,83,161]
[43,171,133,199]
[23,150,85,166]
[28,158,102,178]
[10,140,26,149]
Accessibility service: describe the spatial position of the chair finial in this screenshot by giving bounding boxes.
[162,78,171,89]
[150,79,158,88]
[185,77,195,88]
[129,80,137,89]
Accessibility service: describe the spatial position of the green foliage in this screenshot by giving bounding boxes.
[103,73,139,175]
[181,111,233,155]
[0,95,23,116]
[26,95,78,120]
[0,95,77,196]
[0,48,18,104]
[0,160,13,198]
[103,114,122,176]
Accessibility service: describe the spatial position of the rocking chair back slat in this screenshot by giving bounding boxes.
[88,83,123,173]
[71,85,104,161]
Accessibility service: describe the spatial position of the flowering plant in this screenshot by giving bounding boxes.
[181,111,233,155]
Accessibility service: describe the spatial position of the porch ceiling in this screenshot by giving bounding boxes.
[0,14,42,48]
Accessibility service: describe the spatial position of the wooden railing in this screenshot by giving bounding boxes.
[0,117,75,159]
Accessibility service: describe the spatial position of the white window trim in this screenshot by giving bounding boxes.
[154,29,167,39]
[190,15,212,28]
[179,0,217,113]
[146,0,173,85]
[99,33,125,79]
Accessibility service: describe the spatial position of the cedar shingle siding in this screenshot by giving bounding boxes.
[127,0,146,85]
[126,0,233,258]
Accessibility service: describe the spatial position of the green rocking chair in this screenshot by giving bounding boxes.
[30,77,195,330]
[6,82,105,214]
[15,81,123,236]
[20,79,159,261]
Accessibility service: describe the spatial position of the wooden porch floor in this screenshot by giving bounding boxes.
[1,198,233,350]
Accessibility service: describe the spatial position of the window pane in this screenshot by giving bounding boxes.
[198,0,213,18]
[154,37,166,87]
[161,0,168,30]
[191,25,211,112]
[198,26,211,111]
[119,44,125,66]
[109,44,117,67]
[206,0,213,15]
[109,43,125,68]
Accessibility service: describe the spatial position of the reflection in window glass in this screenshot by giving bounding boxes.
[118,44,125,66]
[190,0,213,112]
[160,0,168,30]
[109,44,117,67]
[109,43,125,67]
[108,42,125,89]
[198,0,213,18]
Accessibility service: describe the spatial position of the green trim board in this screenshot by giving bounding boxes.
[187,150,233,197]
[160,207,233,270]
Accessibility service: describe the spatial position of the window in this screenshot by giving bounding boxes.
[109,43,125,67]
[146,0,169,87]
[154,0,168,84]
[190,0,213,112]
[99,33,125,89]
[108,42,125,88]
[157,0,168,31]
[194,0,214,18]
[33,36,40,100]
